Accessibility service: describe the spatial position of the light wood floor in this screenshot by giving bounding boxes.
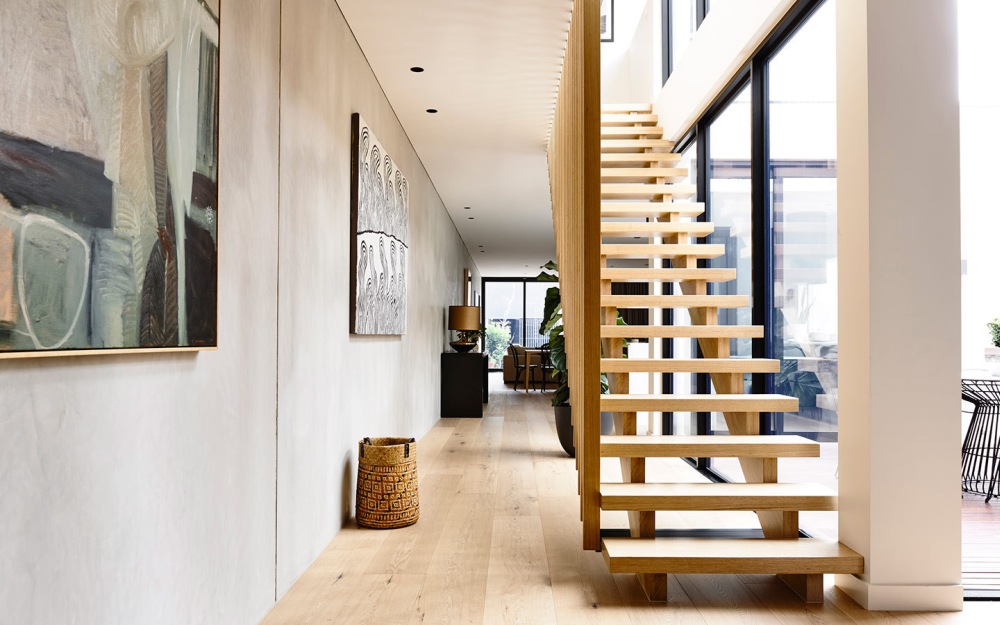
[260,374,1000,624]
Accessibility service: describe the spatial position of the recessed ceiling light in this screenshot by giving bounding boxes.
[426,108,438,114]
[468,217,474,220]
[410,66,424,73]
[464,206,471,210]
[478,245,483,247]
[480,250,485,253]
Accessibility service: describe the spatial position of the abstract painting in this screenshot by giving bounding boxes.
[0,0,219,357]
[350,114,409,335]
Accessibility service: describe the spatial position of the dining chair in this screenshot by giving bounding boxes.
[536,342,555,392]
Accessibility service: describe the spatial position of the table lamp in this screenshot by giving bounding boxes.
[448,305,481,352]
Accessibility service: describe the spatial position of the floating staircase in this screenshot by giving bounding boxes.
[593,103,862,603]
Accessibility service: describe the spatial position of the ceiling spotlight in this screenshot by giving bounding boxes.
[468,217,474,220]
[426,108,438,114]
[410,66,424,73]
[464,206,471,210]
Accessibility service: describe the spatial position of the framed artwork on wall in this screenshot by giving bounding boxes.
[0,0,220,359]
[350,113,409,335]
[600,0,614,42]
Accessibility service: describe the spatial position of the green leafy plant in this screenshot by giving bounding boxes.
[774,359,823,409]
[484,322,511,368]
[537,261,620,407]
[988,318,1000,348]
[538,262,569,406]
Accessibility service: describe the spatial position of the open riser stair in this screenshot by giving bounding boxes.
[589,103,863,603]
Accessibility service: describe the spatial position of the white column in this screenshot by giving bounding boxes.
[835,0,963,611]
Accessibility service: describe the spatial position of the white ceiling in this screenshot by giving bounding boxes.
[337,0,573,277]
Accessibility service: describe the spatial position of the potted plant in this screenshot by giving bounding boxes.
[986,318,1000,375]
[538,262,618,457]
[449,329,481,352]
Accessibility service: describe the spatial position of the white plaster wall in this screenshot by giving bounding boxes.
[0,0,481,621]
[0,1,281,624]
[601,0,651,102]
[275,0,480,595]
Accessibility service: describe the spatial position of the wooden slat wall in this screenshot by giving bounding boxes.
[547,0,602,550]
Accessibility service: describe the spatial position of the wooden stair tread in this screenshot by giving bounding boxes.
[602,538,864,575]
[601,103,653,113]
[599,482,838,512]
[602,153,683,166]
[600,435,820,458]
[601,113,658,125]
[601,294,748,308]
[601,203,704,218]
[600,267,734,282]
[600,358,779,373]
[601,244,724,259]
[602,127,664,137]
[601,168,689,183]
[601,183,697,199]
[602,139,677,152]
[600,324,762,339]
[601,222,714,237]
[601,394,799,413]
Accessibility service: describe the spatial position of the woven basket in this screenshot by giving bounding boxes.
[355,436,419,529]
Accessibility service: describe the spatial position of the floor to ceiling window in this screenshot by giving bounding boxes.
[767,0,838,446]
[706,83,753,446]
[666,0,838,534]
[958,0,1000,596]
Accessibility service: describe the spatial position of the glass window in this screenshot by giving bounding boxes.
[671,0,699,75]
[706,84,752,450]
[767,0,838,539]
[484,282,523,369]
[666,141,699,436]
[524,282,550,349]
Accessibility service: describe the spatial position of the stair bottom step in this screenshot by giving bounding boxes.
[602,537,864,575]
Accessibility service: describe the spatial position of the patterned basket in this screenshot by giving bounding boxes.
[355,436,419,529]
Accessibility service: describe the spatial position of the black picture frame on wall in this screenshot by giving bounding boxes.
[601,0,614,42]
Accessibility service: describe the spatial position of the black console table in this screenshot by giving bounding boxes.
[961,378,1000,501]
[441,352,488,418]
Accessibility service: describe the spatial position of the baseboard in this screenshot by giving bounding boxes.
[835,574,964,611]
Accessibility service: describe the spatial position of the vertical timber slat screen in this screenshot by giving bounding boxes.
[547,0,602,550]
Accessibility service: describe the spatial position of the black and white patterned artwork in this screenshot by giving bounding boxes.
[350,114,408,335]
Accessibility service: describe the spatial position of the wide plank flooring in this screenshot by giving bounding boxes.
[260,373,999,624]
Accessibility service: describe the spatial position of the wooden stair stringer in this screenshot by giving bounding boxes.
[669,252,788,539]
